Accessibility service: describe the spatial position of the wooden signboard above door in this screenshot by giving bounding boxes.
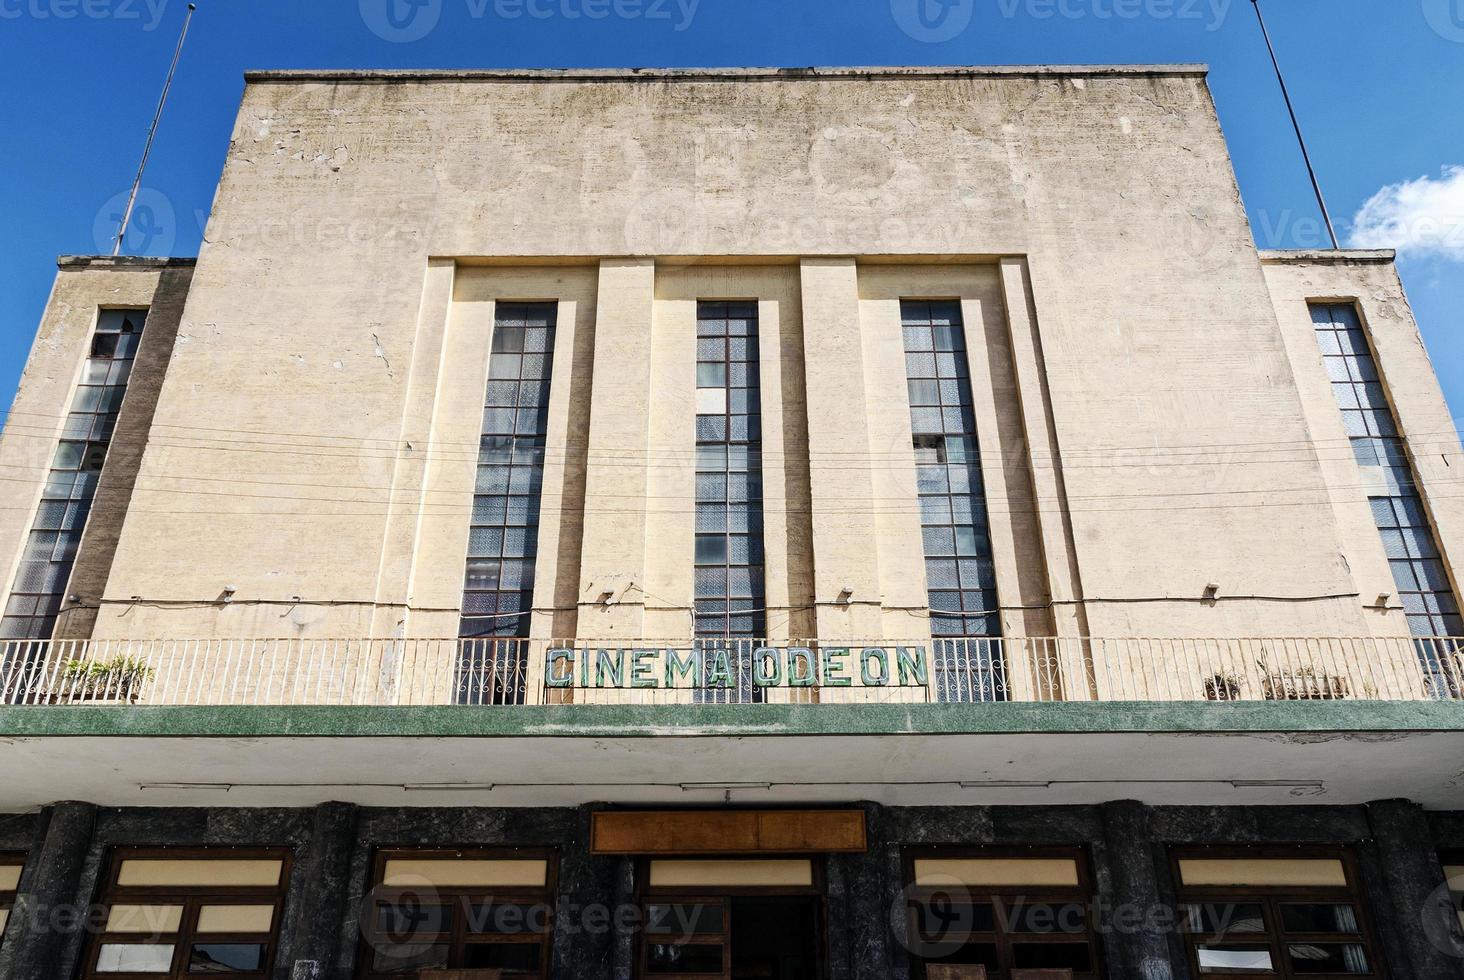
[590,810,867,856]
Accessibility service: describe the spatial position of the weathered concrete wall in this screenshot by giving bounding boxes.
[1263,251,1464,641]
[43,67,1446,644]
[0,257,193,640]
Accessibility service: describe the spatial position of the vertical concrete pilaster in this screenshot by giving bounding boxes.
[578,259,657,637]
[1365,799,1460,979]
[997,258,1087,642]
[1099,801,1181,980]
[799,258,883,640]
[0,802,97,980]
[370,259,457,639]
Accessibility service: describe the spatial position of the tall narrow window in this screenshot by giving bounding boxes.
[693,301,765,641]
[2,309,145,640]
[694,302,765,704]
[459,303,557,639]
[1311,304,1462,643]
[456,303,556,705]
[902,300,1003,702]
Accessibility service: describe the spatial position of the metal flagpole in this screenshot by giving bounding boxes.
[1250,0,1339,250]
[112,2,197,256]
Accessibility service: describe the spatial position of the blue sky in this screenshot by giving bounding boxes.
[1,0,1460,427]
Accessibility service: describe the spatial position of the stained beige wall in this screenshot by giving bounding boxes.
[1262,251,1464,640]
[0,257,193,640]
[50,68,1448,646]
[401,264,599,642]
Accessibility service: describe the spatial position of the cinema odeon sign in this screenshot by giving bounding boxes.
[545,644,931,691]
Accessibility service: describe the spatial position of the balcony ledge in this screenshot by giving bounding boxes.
[2,699,1461,739]
[1,701,1462,810]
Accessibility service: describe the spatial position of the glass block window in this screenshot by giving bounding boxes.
[1311,304,1462,639]
[902,300,1000,639]
[1,309,145,640]
[459,303,557,640]
[693,301,765,641]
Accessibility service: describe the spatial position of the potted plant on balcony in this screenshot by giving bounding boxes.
[1203,673,1243,701]
[54,656,153,704]
[1259,663,1348,701]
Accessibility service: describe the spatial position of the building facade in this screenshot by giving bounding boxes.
[0,66,1461,979]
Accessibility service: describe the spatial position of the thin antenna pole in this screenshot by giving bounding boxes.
[1250,0,1339,250]
[112,2,197,257]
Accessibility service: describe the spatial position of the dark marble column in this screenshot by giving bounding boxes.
[832,802,898,980]
[605,855,636,980]
[1099,801,1182,980]
[276,802,359,980]
[1365,799,1461,979]
[0,802,97,980]
[551,806,620,980]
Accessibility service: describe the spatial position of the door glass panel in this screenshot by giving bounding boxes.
[188,943,265,972]
[1010,941,1093,971]
[466,902,551,934]
[370,942,450,973]
[1006,901,1088,934]
[96,943,175,973]
[1182,903,1267,936]
[462,942,543,970]
[1286,943,1370,974]
[647,902,726,936]
[646,942,724,973]
[1196,944,1276,973]
[1278,904,1360,934]
[376,903,450,936]
[917,901,996,938]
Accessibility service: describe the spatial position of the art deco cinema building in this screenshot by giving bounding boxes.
[0,65,1461,980]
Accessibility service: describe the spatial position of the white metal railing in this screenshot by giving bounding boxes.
[0,636,1459,708]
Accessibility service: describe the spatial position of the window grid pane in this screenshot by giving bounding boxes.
[458,302,557,641]
[2,309,145,639]
[901,300,1001,644]
[1311,304,1462,644]
[694,301,765,643]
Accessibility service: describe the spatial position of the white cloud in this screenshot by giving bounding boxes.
[1349,165,1464,261]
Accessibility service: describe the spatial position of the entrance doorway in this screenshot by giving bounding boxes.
[639,859,827,979]
[729,896,821,979]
